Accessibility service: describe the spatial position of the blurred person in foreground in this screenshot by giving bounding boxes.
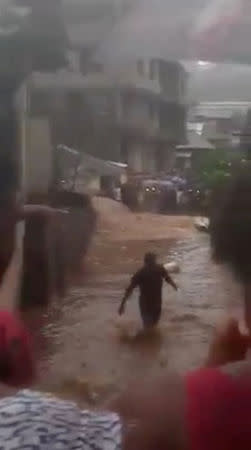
[210,166,251,333]
[1,172,251,448]
[0,195,67,286]
[0,151,68,285]
[0,308,249,449]
[0,310,34,387]
[119,252,178,328]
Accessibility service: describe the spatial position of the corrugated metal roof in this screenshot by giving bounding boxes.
[195,109,233,119]
[177,130,215,150]
[79,150,127,176]
[58,145,127,176]
[29,71,169,101]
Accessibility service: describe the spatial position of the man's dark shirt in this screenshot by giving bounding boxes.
[129,264,172,313]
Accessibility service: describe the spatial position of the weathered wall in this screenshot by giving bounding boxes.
[120,91,159,133]
[127,141,143,172]
[127,141,157,173]
[25,118,53,195]
[142,143,156,172]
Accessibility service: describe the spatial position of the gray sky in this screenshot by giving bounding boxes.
[4,0,251,101]
[96,0,207,62]
[92,0,251,101]
[95,0,245,63]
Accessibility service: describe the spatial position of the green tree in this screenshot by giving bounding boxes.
[196,149,232,190]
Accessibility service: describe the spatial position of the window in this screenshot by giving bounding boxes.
[137,59,144,76]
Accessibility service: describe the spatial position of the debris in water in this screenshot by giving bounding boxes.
[194,217,210,233]
[164,261,180,273]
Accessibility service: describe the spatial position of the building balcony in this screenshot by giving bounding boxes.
[119,114,159,132]
[114,117,184,144]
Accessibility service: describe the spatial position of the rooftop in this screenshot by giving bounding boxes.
[29,70,181,102]
[190,102,251,120]
[177,129,215,151]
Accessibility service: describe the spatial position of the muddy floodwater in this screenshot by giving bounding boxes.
[24,219,243,405]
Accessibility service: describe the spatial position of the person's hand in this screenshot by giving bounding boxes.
[20,205,68,219]
[108,374,185,450]
[205,317,251,367]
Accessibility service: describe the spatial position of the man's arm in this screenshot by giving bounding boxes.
[118,273,139,315]
[162,267,178,291]
[16,205,68,222]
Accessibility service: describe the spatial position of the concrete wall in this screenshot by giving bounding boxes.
[125,137,175,174]
[15,84,54,197]
[105,59,187,104]
[119,91,159,136]
[127,141,143,172]
[25,118,53,195]
[127,141,157,173]
[124,96,149,124]
[142,144,156,172]
[105,61,161,95]
[122,94,153,130]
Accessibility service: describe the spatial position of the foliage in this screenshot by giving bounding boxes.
[196,149,233,190]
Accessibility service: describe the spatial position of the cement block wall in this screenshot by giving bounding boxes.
[127,142,143,172]
[25,118,53,195]
[127,141,157,173]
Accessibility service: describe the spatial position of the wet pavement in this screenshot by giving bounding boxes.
[25,231,243,404]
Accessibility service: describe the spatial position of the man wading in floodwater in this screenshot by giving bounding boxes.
[119,252,178,328]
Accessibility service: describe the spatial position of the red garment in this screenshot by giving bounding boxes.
[186,367,251,450]
[0,310,34,386]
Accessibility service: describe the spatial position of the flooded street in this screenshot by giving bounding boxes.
[26,202,243,404]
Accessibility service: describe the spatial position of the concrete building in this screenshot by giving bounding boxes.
[176,129,215,171]
[190,102,251,118]
[22,58,187,178]
[109,58,187,173]
[240,108,251,159]
[189,101,247,151]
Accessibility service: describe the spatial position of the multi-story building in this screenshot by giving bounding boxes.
[240,108,251,159]
[18,56,187,190]
[10,1,186,176]
[110,58,187,173]
[189,101,248,151]
[60,57,187,174]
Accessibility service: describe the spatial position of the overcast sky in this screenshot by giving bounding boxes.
[4,0,251,101]
[93,0,251,101]
[95,0,245,62]
[96,0,206,62]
